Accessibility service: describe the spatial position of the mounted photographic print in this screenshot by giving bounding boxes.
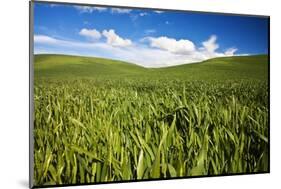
[29,1,270,188]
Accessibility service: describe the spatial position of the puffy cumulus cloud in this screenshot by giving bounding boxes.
[198,36,239,59]
[79,28,101,40]
[146,36,196,55]
[78,28,132,47]
[202,35,219,53]
[74,6,107,13]
[224,48,238,56]
[102,29,132,47]
[111,8,132,14]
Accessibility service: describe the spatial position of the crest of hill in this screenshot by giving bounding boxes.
[34,54,268,80]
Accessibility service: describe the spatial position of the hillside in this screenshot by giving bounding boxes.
[34,54,145,79]
[34,54,268,81]
[156,55,268,80]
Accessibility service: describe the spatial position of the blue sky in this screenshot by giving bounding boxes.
[34,2,269,67]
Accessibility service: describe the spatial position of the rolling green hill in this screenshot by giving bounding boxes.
[156,55,268,80]
[34,54,145,79]
[34,54,268,81]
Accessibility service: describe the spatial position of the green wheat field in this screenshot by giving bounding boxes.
[33,54,269,186]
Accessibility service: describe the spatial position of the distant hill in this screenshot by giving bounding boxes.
[34,54,268,81]
[34,54,145,79]
[155,55,268,80]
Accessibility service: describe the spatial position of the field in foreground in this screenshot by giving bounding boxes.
[33,54,269,186]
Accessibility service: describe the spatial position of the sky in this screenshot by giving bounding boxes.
[33,2,269,67]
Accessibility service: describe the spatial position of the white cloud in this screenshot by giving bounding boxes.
[34,33,241,68]
[78,28,133,47]
[197,35,240,59]
[224,48,238,56]
[74,6,107,13]
[34,35,58,44]
[111,8,132,14]
[146,36,196,55]
[34,34,115,51]
[92,7,108,12]
[118,46,205,67]
[154,10,164,14]
[195,35,224,59]
[73,6,136,14]
[202,35,219,53]
[79,28,101,40]
[102,29,132,47]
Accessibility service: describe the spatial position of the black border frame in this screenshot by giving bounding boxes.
[29,0,270,188]
[29,1,34,188]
